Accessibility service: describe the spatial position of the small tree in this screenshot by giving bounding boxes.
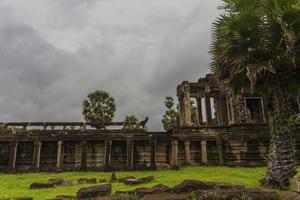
[162,97,200,131]
[124,115,139,129]
[82,90,116,123]
[162,97,180,131]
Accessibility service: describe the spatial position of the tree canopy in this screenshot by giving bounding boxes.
[124,115,139,129]
[211,0,300,188]
[82,90,116,123]
[161,96,199,131]
[162,97,180,131]
[211,0,300,95]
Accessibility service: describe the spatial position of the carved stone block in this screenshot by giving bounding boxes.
[290,176,300,192]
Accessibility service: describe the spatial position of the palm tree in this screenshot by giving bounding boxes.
[211,0,300,188]
[82,90,116,123]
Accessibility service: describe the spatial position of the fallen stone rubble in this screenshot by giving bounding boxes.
[24,179,299,200]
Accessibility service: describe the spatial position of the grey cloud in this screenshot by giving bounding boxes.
[0,0,222,130]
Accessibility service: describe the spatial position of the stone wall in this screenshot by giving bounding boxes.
[0,124,299,173]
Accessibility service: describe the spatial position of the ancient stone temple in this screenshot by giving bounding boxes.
[0,74,299,173]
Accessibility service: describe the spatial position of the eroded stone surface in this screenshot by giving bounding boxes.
[282,192,300,200]
[144,192,192,200]
[196,188,280,200]
[77,184,111,199]
[123,176,155,185]
[117,184,171,198]
[29,182,54,190]
[290,176,300,193]
[49,178,64,185]
[173,180,215,193]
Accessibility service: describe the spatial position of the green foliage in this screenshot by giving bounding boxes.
[162,97,180,131]
[211,0,300,94]
[162,97,200,131]
[0,125,20,134]
[124,115,139,129]
[82,90,116,123]
[164,96,175,109]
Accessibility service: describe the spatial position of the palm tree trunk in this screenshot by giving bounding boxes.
[264,79,297,188]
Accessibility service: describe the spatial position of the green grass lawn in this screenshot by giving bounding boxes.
[0,166,293,199]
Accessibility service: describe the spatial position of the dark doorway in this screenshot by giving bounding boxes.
[245,98,264,123]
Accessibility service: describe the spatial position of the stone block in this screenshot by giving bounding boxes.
[77,184,111,199]
[290,176,300,192]
[29,182,55,190]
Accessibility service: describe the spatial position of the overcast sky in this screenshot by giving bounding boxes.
[0,0,221,131]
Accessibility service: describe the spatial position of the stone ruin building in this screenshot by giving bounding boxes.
[0,74,299,173]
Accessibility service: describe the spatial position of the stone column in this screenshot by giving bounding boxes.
[150,139,156,169]
[171,140,178,168]
[197,98,203,125]
[80,141,87,171]
[8,142,18,173]
[184,141,190,164]
[217,140,224,165]
[219,96,228,125]
[214,97,220,125]
[104,140,112,171]
[56,141,64,171]
[201,141,207,165]
[179,97,185,126]
[261,97,267,123]
[184,97,192,126]
[230,97,236,123]
[32,141,42,171]
[205,97,212,125]
[226,97,232,123]
[127,140,134,170]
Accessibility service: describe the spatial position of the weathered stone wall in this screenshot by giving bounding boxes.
[0,142,9,171]
[86,141,105,170]
[0,124,299,173]
[40,141,57,171]
[133,140,151,169]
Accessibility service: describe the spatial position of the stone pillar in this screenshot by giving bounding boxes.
[8,142,18,173]
[32,141,42,171]
[201,141,207,165]
[179,97,185,126]
[80,141,87,171]
[184,97,192,126]
[226,97,232,123]
[214,98,220,125]
[219,96,228,125]
[127,140,134,170]
[184,141,190,164]
[104,140,112,171]
[197,98,203,125]
[216,140,223,165]
[205,97,212,125]
[230,97,236,123]
[56,141,64,171]
[150,139,156,169]
[177,82,192,126]
[171,140,178,168]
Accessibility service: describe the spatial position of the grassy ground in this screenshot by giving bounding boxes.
[0,166,289,199]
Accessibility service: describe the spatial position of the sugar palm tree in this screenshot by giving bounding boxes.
[82,90,116,123]
[211,0,300,188]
